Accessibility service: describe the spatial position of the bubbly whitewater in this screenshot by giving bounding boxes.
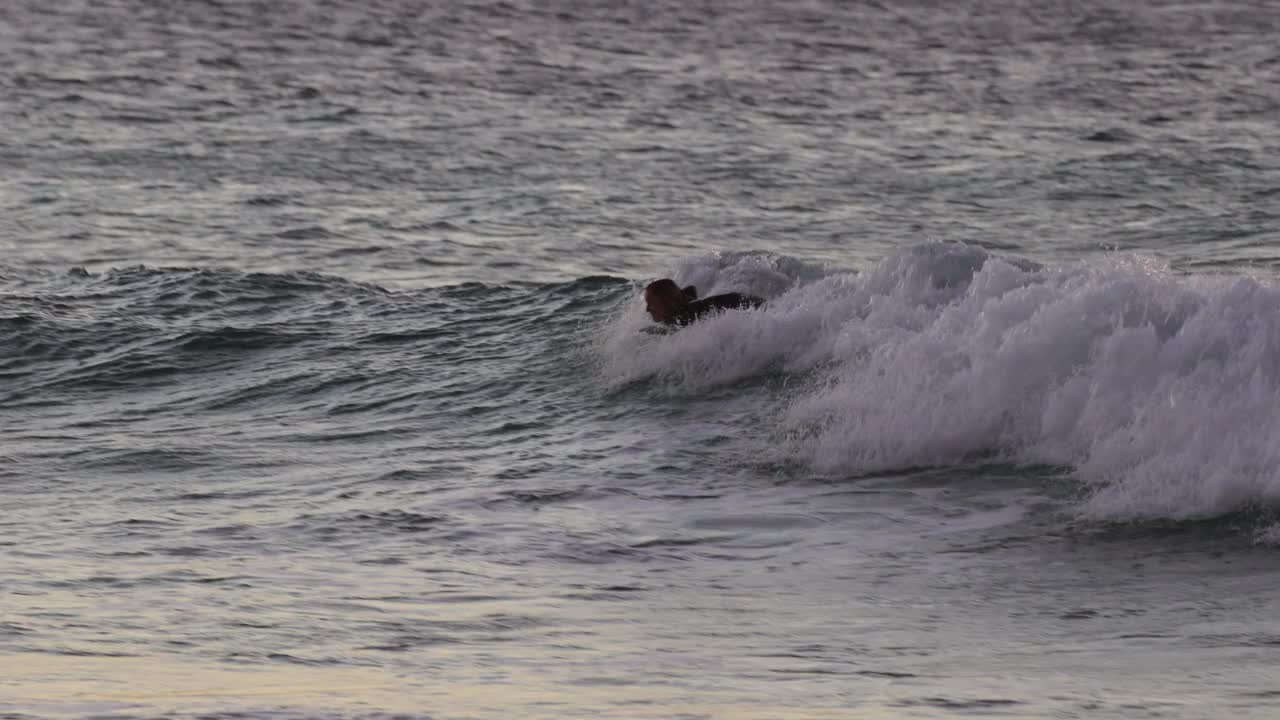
[607,246,1280,524]
[5,1,1280,718]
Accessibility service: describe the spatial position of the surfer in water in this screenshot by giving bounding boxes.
[643,278,764,326]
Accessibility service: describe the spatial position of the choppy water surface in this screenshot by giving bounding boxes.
[4,1,1280,718]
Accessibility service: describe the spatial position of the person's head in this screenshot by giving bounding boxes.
[644,278,688,323]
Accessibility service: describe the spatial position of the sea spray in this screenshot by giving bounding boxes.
[601,243,1280,520]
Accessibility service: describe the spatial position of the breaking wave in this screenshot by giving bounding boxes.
[600,243,1280,522]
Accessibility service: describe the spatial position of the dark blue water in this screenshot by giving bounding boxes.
[4,1,1280,718]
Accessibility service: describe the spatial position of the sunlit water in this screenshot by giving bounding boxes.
[4,1,1280,718]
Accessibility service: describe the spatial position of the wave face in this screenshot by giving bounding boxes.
[600,243,1280,522]
[0,265,630,479]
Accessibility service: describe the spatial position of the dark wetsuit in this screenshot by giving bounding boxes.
[668,292,764,326]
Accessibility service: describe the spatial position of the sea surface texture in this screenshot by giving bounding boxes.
[4,1,1280,718]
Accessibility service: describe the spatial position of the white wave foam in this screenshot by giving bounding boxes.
[603,243,1280,521]
[596,250,839,389]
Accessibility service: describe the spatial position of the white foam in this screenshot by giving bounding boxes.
[596,250,839,390]
[601,243,1280,521]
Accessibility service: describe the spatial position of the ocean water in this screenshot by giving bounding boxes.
[4,1,1280,718]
